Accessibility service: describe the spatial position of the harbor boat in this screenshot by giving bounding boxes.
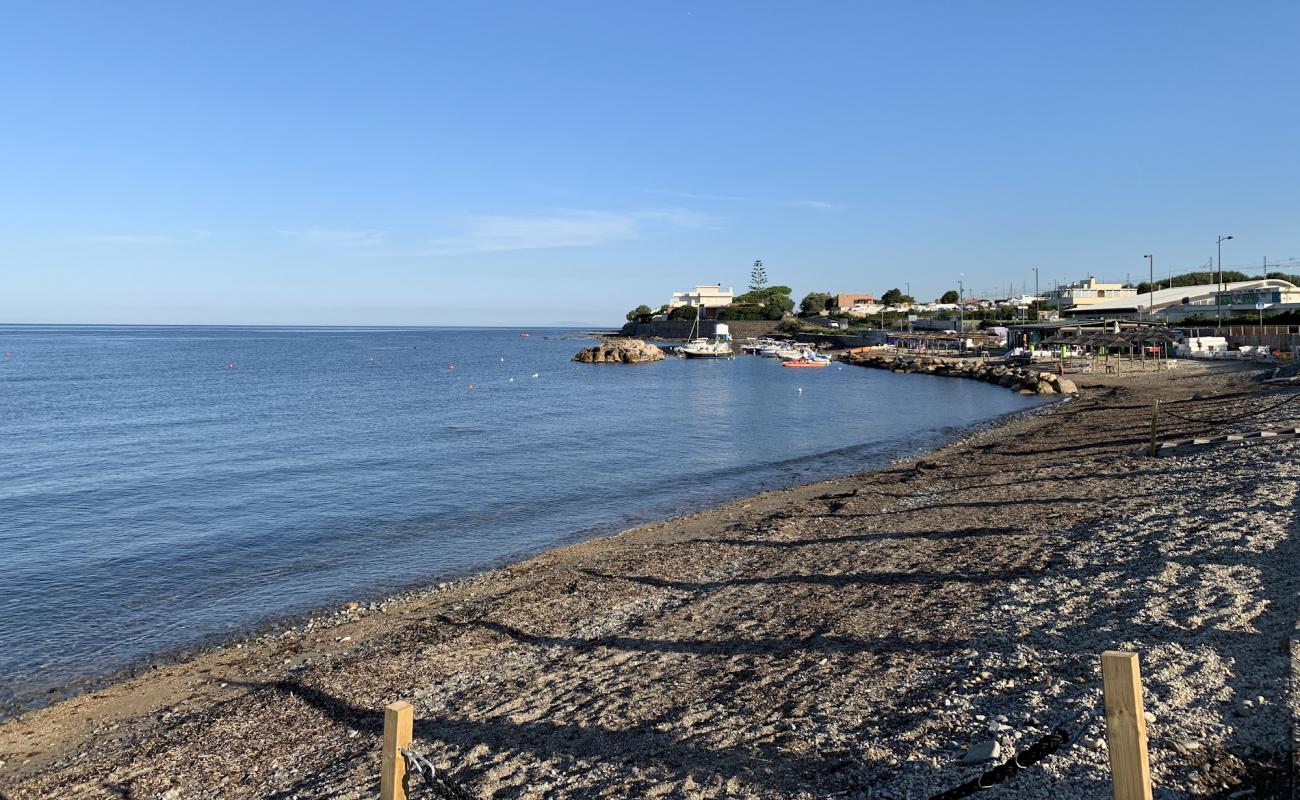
[746,337,783,355]
[680,322,735,358]
[777,346,831,363]
[781,359,829,368]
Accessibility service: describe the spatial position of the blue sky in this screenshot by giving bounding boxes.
[2,1,1297,325]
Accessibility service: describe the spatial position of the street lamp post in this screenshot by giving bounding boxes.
[1144,254,1154,323]
[1216,235,1233,329]
[1032,267,1039,321]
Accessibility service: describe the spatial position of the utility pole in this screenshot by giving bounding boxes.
[958,274,965,349]
[1216,235,1233,329]
[1144,254,1154,324]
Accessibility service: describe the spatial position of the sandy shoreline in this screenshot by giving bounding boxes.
[2,359,1297,799]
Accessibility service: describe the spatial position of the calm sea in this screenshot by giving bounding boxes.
[0,326,1042,711]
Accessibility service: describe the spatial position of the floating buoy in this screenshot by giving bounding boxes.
[508,377,514,383]
[531,373,539,378]
[448,364,456,370]
[227,362,236,369]
[499,357,505,363]
[797,387,803,394]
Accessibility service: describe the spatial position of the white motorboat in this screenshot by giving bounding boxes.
[777,346,831,363]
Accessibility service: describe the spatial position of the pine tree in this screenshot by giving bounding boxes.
[749,260,767,292]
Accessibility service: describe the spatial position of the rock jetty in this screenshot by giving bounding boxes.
[572,338,665,364]
[842,352,1078,395]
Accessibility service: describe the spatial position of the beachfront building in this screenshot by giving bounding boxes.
[843,301,885,317]
[1046,277,1136,310]
[668,284,734,312]
[832,293,875,312]
[1063,278,1300,320]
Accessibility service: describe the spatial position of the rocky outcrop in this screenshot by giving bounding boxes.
[841,352,1080,395]
[573,338,665,364]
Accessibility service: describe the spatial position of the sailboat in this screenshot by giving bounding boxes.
[678,307,735,358]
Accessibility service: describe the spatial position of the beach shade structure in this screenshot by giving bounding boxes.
[1119,327,1177,363]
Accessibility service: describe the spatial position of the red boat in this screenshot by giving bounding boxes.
[781,359,829,368]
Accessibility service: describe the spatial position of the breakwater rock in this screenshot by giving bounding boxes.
[842,352,1078,395]
[573,338,665,364]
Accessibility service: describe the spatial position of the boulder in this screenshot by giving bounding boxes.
[1056,378,1079,394]
[1036,381,1057,395]
[572,338,665,364]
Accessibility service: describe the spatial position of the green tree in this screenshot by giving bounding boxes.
[749,259,768,292]
[718,304,768,321]
[939,290,960,304]
[625,304,653,321]
[798,292,832,316]
[668,304,700,321]
[1133,270,1250,295]
[733,285,794,319]
[880,288,910,305]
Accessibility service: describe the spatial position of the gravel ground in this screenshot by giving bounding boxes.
[1,359,1296,799]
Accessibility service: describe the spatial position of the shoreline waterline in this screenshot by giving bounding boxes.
[5,387,1061,721]
[4,360,1296,798]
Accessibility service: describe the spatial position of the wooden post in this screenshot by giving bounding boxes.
[1101,651,1153,800]
[1147,400,1160,457]
[381,701,413,800]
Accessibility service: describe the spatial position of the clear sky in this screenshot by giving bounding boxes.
[2,1,1297,325]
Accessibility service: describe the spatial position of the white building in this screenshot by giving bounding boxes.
[1065,279,1300,319]
[669,284,734,310]
[843,302,885,317]
[1047,277,1136,309]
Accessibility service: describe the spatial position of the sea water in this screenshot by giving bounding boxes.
[0,326,1042,711]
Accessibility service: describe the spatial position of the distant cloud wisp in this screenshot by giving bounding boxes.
[651,189,751,203]
[279,227,388,247]
[422,208,718,254]
[86,229,212,245]
[784,200,843,211]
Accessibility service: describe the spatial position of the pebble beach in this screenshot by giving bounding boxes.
[1,358,1296,799]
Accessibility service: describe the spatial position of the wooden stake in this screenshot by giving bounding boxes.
[1101,651,1153,800]
[1147,400,1160,457]
[381,701,413,800]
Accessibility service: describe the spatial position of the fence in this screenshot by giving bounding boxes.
[1182,325,1300,352]
[1143,390,1300,455]
[376,650,1156,800]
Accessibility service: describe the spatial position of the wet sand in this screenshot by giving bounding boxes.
[2,359,1296,799]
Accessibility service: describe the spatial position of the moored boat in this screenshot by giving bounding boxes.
[679,322,735,358]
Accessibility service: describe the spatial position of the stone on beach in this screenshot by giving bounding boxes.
[572,338,665,364]
[962,740,1001,763]
[841,351,1081,395]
